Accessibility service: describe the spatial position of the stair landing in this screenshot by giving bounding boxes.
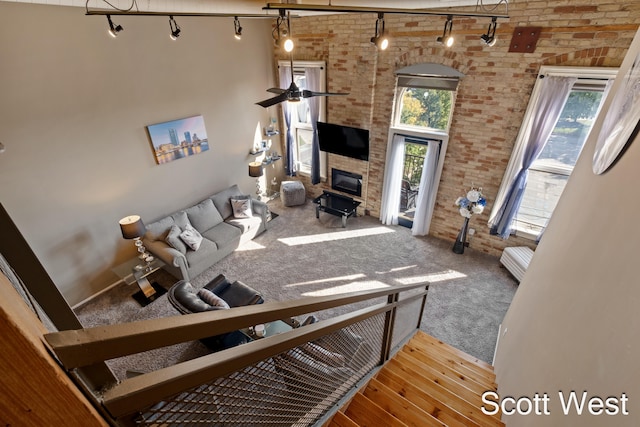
[327,331,504,427]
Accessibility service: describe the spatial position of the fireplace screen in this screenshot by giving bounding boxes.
[331,169,362,197]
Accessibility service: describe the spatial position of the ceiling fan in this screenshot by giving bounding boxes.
[256,54,349,108]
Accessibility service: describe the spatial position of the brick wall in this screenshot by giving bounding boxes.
[274,0,639,257]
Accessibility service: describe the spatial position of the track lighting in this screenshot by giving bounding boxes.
[436,15,454,48]
[274,10,294,52]
[370,13,389,50]
[480,17,498,47]
[234,16,242,40]
[106,15,123,38]
[169,16,181,40]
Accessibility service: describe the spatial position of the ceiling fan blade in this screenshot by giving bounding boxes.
[256,92,290,108]
[266,88,286,94]
[302,90,349,98]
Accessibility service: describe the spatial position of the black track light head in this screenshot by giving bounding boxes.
[481,17,498,47]
[234,16,243,40]
[370,13,389,50]
[436,15,454,47]
[107,15,123,38]
[169,16,181,40]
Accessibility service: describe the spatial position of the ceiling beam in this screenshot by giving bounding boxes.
[263,2,509,19]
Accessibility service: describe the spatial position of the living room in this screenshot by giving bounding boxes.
[2,0,640,424]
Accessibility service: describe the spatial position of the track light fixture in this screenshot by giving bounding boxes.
[169,15,181,40]
[274,10,294,52]
[106,15,123,38]
[436,15,454,48]
[481,17,498,46]
[234,16,243,40]
[370,13,389,50]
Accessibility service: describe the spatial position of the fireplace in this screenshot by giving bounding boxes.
[331,168,362,197]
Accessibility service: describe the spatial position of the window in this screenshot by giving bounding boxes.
[279,61,326,177]
[489,66,616,240]
[396,88,453,131]
[515,89,604,235]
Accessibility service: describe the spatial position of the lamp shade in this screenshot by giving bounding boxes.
[119,215,146,239]
[249,161,264,178]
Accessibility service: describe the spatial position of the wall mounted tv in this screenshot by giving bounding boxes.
[317,121,370,161]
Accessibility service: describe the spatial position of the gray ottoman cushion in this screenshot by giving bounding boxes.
[280,181,306,206]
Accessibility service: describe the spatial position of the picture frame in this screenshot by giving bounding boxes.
[592,49,640,174]
[147,115,209,164]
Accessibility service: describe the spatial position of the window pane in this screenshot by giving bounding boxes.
[536,90,603,167]
[296,128,314,168]
[517,170,569,232]
[293,75,310,124]
[398,88,452,131]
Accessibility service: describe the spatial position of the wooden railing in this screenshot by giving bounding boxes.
[44,283,429,425]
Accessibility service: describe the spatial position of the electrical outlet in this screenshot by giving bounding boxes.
[469,228,476,236]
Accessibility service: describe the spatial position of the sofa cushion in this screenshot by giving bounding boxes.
[201,222,242,247]
[185,198,224,232]
[231,196,253,219]
[166,224,187,254]
[180,224,204,251]
[226,216,262,234]
[145,216,175,241]
[184,238,218,267]
[197,288,230,309]
[171,211,191,230]
[210,185,244,219]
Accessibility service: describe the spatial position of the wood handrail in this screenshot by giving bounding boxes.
[45,283,428,369]
[102,293,425,418]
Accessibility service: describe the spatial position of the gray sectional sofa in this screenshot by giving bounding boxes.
[142,185,269,281]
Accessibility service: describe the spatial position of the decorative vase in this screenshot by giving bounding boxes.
[452,217,470,254]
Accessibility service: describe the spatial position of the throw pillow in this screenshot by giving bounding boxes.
[179,223,203,251]
[231,196,253,219]
[165,224,187,254]
[197,288,230,309]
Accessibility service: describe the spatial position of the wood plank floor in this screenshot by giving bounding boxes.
[326,331,504,427]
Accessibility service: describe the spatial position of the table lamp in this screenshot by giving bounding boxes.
[249,161,264,199]
[119,215,154,267]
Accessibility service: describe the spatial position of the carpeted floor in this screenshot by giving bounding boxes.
[75,198,518,380]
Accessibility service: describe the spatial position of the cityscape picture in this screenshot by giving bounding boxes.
[146,115,209,164]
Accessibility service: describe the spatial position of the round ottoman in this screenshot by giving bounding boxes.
[280,181,306,206]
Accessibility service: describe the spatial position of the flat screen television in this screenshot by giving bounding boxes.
[317,121,370,161]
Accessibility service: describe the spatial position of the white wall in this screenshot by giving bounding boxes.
[0,2,276,305]
[493,28,640,426]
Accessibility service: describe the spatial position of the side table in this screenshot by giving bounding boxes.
[112,258,166,307]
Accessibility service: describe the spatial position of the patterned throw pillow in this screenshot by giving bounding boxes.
[179,223,203,251]
[197,288,230,309]
[231,196,253,219]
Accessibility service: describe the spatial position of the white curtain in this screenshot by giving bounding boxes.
[411,140,441,236]
[380,134,406,225]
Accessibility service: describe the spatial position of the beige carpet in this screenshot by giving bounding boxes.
[75,198,518,380]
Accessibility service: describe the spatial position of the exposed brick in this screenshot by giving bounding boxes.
[277,0,637,257]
